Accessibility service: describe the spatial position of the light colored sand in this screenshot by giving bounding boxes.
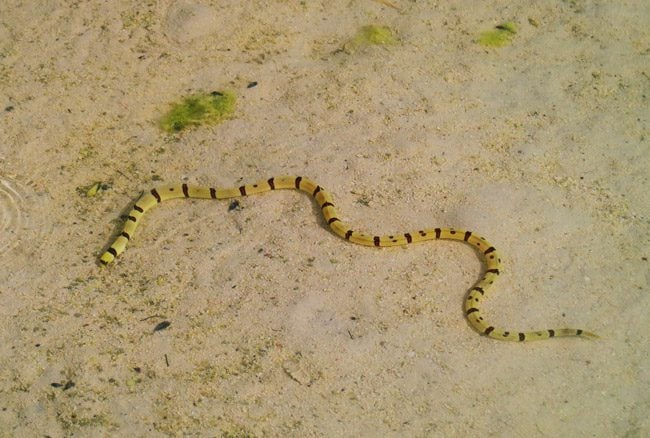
[0,0,648,436]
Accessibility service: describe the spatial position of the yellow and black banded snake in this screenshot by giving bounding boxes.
[100,176,597,342]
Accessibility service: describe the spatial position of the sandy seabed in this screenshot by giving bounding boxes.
[0,1,648,436]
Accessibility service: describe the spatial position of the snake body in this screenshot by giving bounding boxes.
[100,176,596,342]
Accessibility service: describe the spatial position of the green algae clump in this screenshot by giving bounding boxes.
[78,181,110,197]
[160,90,236,133]
[343,25,397,54]
[478,22,517,47]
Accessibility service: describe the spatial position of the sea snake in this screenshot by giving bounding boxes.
[100,176,597,342]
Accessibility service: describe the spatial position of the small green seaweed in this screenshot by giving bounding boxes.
[478,22,517,47]
[160,90,236,133]
[77,181,110,197]
[343,25,397,54]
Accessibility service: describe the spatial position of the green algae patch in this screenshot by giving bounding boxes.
[77,181,110,197]
[478,22,517,47]
[343,25,397,54]
[160,90,236,133]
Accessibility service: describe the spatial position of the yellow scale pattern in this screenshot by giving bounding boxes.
[100,176,597,342]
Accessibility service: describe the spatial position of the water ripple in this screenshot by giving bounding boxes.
[0,177,26,255]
